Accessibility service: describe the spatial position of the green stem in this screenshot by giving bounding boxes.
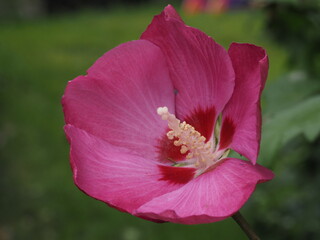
[232,211,261,240]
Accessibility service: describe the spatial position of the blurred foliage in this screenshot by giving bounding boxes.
[0,0,157,20]
[261,72,320,160]
[0,0,45,19]
[247,71,320,239]
[0,2,320,240]
[245,1,320,237]
[263,0,320,76]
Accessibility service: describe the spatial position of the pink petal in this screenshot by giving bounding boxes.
[163,4,183,21]
[62,40,174,160]
[136,158,274,224]
[141,5,235,131]
[65,125,183,215]
[219,43,269,164]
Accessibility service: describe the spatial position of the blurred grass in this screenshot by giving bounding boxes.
[0,4,287,240]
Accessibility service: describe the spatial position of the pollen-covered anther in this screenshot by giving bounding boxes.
[157,106,217,168]
[166,131,175,140]
[180,145,188,154]
[174,140,181,146]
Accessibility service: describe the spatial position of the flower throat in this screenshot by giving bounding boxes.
[157,107,228,173]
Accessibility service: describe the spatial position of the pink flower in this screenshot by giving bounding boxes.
[62,5,274,224]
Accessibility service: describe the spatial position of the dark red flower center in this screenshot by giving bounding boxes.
[219,117,235,150]
[159,165,196,184]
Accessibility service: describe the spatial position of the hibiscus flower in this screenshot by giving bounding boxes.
[62,5,274,224]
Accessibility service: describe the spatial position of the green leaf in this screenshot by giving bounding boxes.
[260,95,320,162]
[263,71,320,116]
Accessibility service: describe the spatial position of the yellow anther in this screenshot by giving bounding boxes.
[180,145,188,154]
[167,131,175,140]
[199,136,206,142]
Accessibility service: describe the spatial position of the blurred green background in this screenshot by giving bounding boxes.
[1,0,320,239]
